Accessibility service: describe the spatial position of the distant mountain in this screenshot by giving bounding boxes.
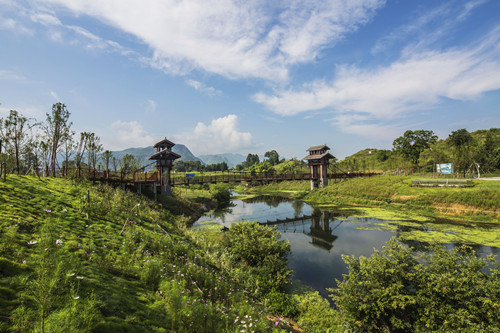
[111,144,203,169]
[198,153,245,168]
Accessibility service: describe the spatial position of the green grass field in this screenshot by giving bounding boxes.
[0,175,295,332]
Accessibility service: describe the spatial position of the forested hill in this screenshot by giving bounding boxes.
[111,144,202,166]
[337,128,500,173]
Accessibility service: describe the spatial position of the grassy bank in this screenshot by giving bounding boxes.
[0,175,308,332]
[236,175,499,223]
[305,175,499,222]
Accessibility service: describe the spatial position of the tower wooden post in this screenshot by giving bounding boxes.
[302,144,335,190]
[148,138,181,196]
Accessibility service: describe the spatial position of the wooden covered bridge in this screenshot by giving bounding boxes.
[86,139,378,195]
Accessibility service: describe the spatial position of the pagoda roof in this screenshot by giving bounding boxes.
[149,148,181,161]
[302,152,335,161]
[153,138,175,148]
[306,144,330,152]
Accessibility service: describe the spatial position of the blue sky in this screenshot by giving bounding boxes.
[1,0,499,159]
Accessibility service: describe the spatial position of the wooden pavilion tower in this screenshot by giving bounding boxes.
[148,138,181,195]
[303,144,335,190]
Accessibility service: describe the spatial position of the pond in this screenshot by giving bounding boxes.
[194,195,500,301]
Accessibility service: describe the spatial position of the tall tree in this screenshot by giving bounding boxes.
[119,154,142,175]
[245,153,260,167]
[0,110,35,174]
[85,133,102,172]
[62,130,75,176]
[393,130,438,166]
[101,150,113,172]
[75,131,91,169]
[44,103,72,176]
[448,128,474,177]
[264,150,280,166]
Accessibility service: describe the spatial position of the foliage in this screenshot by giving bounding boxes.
[222,222,292,295]
[305,175,499,220]
[331,238,500,332]
[236,153,260,170]
[0,110,36,174]
[0,176,281,331]
[119,153,143,174]
[173,160,228,172]
[265,290,297,318]
[209,183,232,208]
[293,291,340,332]
[44,103,73,176]
[393,130,438,165]
[264,150,280,166]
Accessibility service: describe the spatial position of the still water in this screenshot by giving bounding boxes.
[194,195,500,300]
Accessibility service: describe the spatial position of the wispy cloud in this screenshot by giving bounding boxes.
[185,79,221,97]
[372,0,490,55]
[49,90,59,100]
[0,69,26,81]
[254,26,500,134]
[146,99,156,113]
[29,0,385,81]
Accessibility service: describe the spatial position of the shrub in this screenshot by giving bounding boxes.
[222,222,292,293]
[265,290,297,318]
[332,238,500,332]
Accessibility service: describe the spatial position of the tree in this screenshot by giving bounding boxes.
[393,130,437,166]
[0,110,35,174]
[62,130,75,176]
[332,238,500,332]
[448,128,474,177]
[264,150,280,166]
[44,103,72,176]
[75,132,91,169]
[245,153,260,167]
[101,150,113,172]
[85,133,102,172]
[119,154,142,175]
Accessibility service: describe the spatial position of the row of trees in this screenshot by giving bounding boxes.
[338,128,499,176]
[391,128,499,176]
[0,104,144,177]
[173,160,229,172]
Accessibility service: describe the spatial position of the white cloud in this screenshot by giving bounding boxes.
[146,99,156,113]
[185,79,221,97]
[106,120,155,150]
[49,91,59,100]
[254,26,500,120]
[0,69,26,81]
[32,0,385,81]
[177,114,252,154]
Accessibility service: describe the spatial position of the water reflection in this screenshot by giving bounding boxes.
[194,194,500,301]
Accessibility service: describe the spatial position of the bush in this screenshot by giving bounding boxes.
[294,291,340,332]
[210,184,232,208]
[331,238,500,332]
[222,222,292,293]
[265,290,297,318]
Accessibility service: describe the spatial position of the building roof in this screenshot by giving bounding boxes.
[306,144,330,152]
[153,138,175,149]
[302,152,335,161]
[148,148,181,161]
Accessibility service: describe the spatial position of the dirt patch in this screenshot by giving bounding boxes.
[391,194,420,200]
[434,203,499,216]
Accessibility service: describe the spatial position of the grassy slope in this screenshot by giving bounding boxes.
[0,175,289,332]
[304,175,499,221]
[236,176,499,223]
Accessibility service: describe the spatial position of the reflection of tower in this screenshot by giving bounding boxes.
[307,208,338,252]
